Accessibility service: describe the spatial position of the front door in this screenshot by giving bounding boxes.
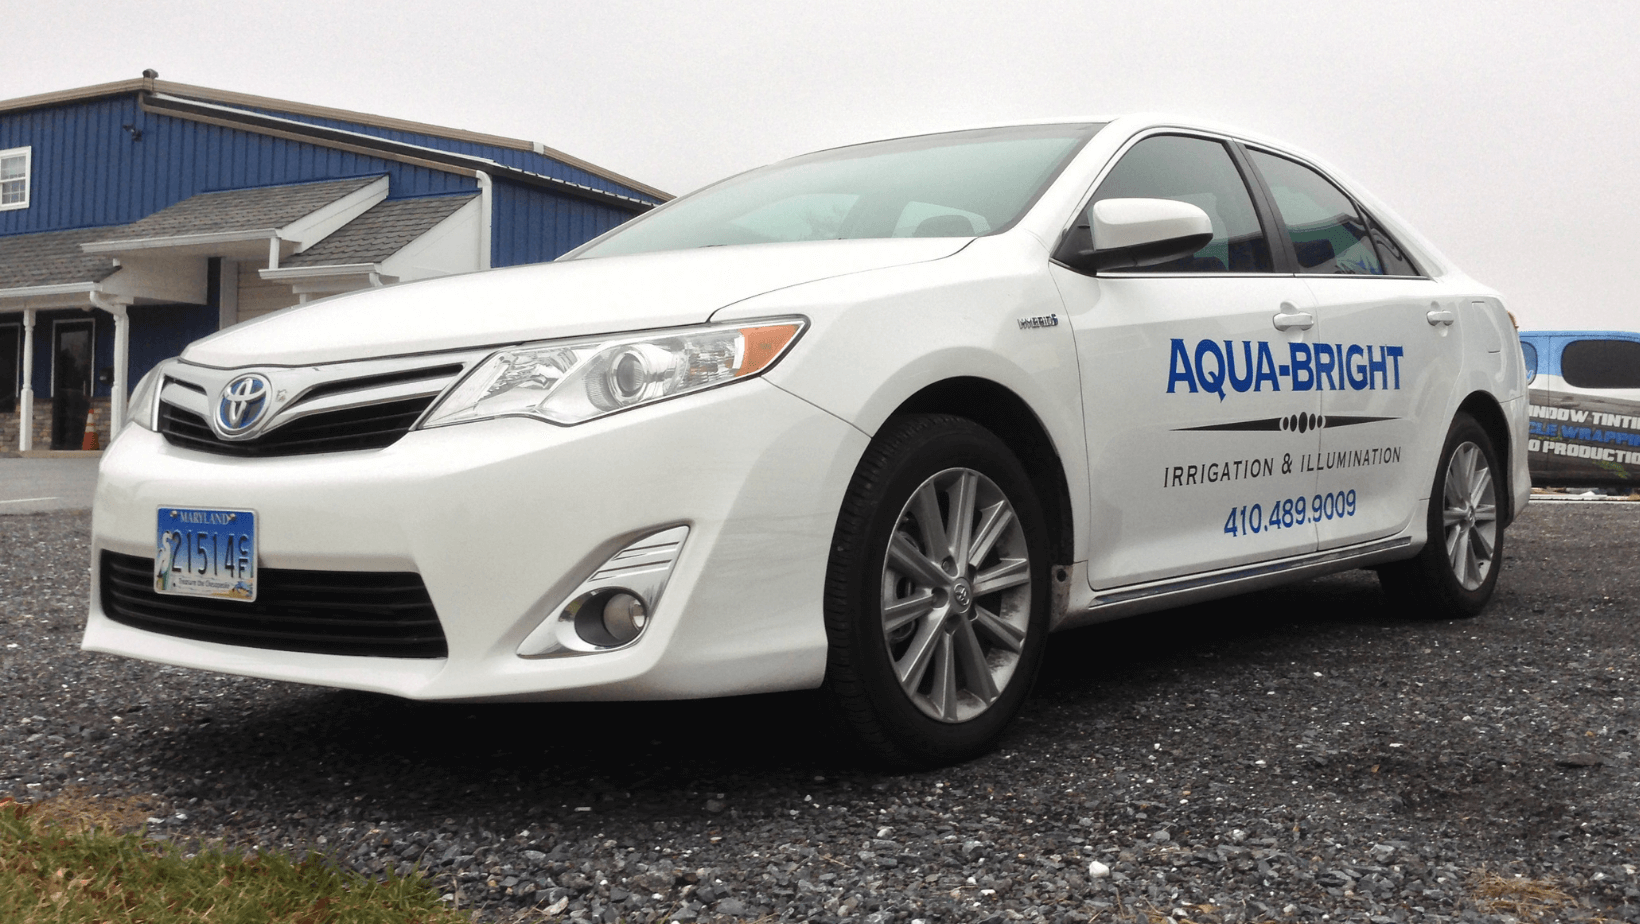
[1052,133,1323,589]
[50,320,93,450]
[0,324,18,415]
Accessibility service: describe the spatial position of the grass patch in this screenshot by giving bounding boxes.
[1471,869,1617,924]
[0,796,469,924]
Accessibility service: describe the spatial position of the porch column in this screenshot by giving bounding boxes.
[18,309,34,452]
[111,306,130,431]
[91,294,133,432]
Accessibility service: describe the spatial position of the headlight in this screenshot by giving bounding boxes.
[123,362,168,431]
[420,318,806,428]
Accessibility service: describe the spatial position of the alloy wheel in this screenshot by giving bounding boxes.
[879,467,1033,723]
[1441,441,1498,591]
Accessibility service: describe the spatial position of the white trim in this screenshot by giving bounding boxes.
[259,263,395,301]
[259,262,383,282]
[0,145,30,211]
[99,256,210,305]
[18,309,33,451]
[0,282,98,301]
[379,196,484,280]
[281,176,390,250]
[476,171,493,270]
[81,228,280,255]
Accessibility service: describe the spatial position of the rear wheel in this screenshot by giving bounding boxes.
[1377,412,1504,618]
[822,414,1049,767]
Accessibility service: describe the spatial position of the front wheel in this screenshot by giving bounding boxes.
[1377,412,1505,618]
[822,414,1049,767]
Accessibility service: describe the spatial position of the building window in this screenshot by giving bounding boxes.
[1,146,30,210]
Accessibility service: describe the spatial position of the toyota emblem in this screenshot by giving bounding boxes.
[216,373,272,434]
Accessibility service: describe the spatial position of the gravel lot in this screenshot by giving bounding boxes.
[3,504,1637,923]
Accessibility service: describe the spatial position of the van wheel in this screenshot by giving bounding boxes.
[822,414,1049,767]
[1377,412,1504,618]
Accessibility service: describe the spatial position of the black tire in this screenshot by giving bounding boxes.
[1377,412,1505,619]
[821,414,1050,767]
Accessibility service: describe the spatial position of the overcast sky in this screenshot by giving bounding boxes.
[7,0,1638,330]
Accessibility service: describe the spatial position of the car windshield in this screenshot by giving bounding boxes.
[569,123,1103,259]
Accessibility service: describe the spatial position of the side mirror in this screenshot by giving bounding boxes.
[1054,197,1215,273]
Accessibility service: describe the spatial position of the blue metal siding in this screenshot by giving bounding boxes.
[0,94,478,237]
[490,180,634,267]
[239,105,664,204]
[127,304,217,386]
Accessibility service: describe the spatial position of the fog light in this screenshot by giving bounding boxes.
[516,525,688,657]
[602,592,647,641]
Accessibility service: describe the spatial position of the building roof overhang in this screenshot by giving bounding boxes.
[260,263,397,296]
[0,281,102,311]
[137,92,660,213]
[0,76,670,203]
[78,175,391,265]
[81,229,283,260]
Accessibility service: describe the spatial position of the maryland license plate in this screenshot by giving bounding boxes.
[155,507,258,601]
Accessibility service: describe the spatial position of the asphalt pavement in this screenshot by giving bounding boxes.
[0,457,100,514]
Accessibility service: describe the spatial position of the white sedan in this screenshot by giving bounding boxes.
[85,116,1530,766]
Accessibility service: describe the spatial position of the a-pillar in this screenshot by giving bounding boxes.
[17,309,34,452]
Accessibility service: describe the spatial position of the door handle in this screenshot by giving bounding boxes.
[1426,308,1456,326]
[1272,310,1314,331]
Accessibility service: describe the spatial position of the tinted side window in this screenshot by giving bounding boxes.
[1248,150,1382,275]
[1520,341,1538,385]
[1092,135,1272,273]
[1562,339,1640,388]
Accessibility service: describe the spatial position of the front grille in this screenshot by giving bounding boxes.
[158,396,435,457]
[100,551,448,658]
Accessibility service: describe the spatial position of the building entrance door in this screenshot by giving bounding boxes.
[0,324,18,415]
[50,320,93,450]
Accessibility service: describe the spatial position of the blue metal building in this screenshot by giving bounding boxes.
[0,74,667,451]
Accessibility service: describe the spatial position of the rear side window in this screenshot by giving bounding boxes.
[1363,209,1422,276]
[1092,134,1273,273]
[1520,341,1538,385]
[1248,150,1382,275]
[1562,339,1640,388]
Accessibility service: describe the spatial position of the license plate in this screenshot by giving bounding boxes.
[155,507,258,601]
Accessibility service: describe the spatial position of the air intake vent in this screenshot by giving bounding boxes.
[100,551,448,658]
[158,396,435,457]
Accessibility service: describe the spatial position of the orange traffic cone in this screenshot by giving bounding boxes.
[82,406,99,451]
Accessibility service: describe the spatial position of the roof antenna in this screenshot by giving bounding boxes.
[142,68,159,79]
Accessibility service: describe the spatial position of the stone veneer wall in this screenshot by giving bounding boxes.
[0,397,113,451]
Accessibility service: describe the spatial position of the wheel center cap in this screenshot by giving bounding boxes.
[951,578,973,613]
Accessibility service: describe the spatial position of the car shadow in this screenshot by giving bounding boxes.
[134,566,1459,837]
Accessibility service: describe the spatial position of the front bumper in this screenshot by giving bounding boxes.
[84,380,868,701]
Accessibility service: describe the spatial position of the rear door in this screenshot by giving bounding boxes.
[1051,133,1322,589]
[1241,147,1458,550]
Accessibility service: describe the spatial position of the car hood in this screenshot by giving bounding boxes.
[183,238,970,367]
